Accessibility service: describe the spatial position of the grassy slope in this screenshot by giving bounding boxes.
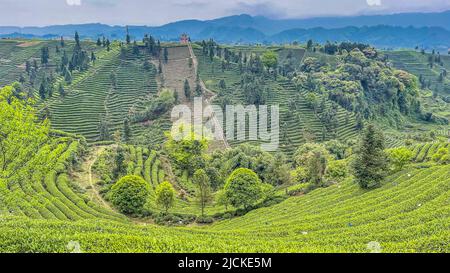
[1,163,448,253]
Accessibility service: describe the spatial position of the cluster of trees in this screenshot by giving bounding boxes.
[293,46,433,125]
[70,33,90,71]
[163,132,278,216]
[321,41,374,56]
[143,34,161,57]
[56,33,96,87]
[102,120,447,220]
[21,34,97,98]
[38,72,56,100]
[200,40,242,64]
[240,73,270,105]
[292,142,350,189]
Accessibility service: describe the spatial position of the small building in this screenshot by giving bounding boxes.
[180,34,189,44]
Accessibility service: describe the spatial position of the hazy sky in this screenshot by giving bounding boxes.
[1,0,450,26]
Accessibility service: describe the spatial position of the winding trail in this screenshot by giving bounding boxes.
[80,145,113,209]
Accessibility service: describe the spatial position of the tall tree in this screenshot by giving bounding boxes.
[193,169,212,217]
[183,79,191,100]
[40,46,49,65]
[163,47,169,63]
[74,31,81,50]
[114,146,126,177]
[308,150,328,186]
[126,26,131,45]
[306,39,313,51]
[123,118,132,141]
[91,52,96,64]
[352,124,388,189]
[38,82,46,99]
[98,116,111,141]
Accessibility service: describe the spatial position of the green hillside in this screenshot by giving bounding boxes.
[386,50,450,95]
[386,50,450,121]
[47,46,160,142]
[1,162,448,252]
[195,45,359,155]
[1,38,449,254]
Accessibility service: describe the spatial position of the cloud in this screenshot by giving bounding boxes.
[85,0,119,7]
[367,0,381,6]
[66,0,82,6]
[228,1,287,18]
[1,0,450,27]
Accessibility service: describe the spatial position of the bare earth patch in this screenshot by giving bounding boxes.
[16,41,41,47]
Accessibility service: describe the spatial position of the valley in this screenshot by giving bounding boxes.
[0,33,449,254]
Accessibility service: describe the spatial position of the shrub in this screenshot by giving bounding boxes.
[326,160,348,182]
[387,147,413,171]
[196,216,214,224]
[110,175,150,215]
[224,168,263,209]
[291,167,307,184]
[432,147,450,164]
[155,181,176,213]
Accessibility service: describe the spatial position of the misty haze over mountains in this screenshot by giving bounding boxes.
[1,11,450,50]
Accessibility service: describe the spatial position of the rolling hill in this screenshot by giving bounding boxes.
[2,11,450,49]
[1,154,448,252]
[1,36,449,254]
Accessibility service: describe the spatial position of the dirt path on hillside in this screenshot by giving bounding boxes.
[75,145,156,224]
[187,43,230,149]
[75,145,113,209]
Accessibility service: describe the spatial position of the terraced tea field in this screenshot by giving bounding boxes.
[386,50,450,95]
[1,159,448,253]
[0,39,103,89]
[194,47,359,155]
[48,45,160,142]
[410,142,449,162]
[0,133,126,223]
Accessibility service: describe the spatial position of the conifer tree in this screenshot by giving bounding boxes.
[352,124,388,189]
[126,26,131,45]
[74,31,81,50]
[184,79,191,100]
[123,118,131,141]
[58,82,65,97]
[164,47,169,63]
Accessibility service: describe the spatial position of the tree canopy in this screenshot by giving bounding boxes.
[110,175,150,214]
[224,168,263,209]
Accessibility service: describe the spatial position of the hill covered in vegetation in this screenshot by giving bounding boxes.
[0,33,449,253]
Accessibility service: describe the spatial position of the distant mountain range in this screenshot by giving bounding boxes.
[1,11,450,50]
